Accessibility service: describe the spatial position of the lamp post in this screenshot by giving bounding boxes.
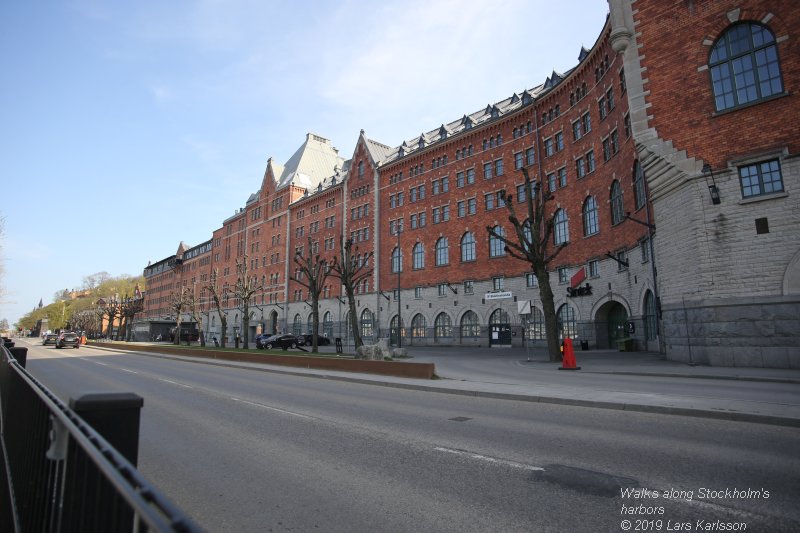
[395,221,403,348]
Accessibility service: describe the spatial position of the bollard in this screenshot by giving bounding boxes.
[9,347,28,368]
[69,392,144,466]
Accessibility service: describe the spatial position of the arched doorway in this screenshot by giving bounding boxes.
[594,300,629,348]
[489,308,511,347]
[270,311,278,335]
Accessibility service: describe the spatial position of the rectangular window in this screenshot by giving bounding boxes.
[640,238,650,263]
[466,168,475,184]
[415,287,422,299]
[598,97,607,120]
[548,173,556,192]
[457,171,465,188]
[458,200,466,217]
[603,137,612,162]
[555,132,564,152]
[492,277,504,291]
[419,185,426,199]
[432,179,440,195]
[739,159,784,198]
[442,205,450,221]
[438,284,447,297]
[393,289,400,301]
[617,250,628,271]
[496,191,505,209]
[410,187,417,203]
[572,121,581,141]
[555,169,565,189]
[514,152,524,169]
[589,259,599,277]
[558,267,569,283]
[463,280,474,294]
[483,162,492,179]
[419,212,426,227]
[611,129,619,155]
[442,176,449,192]
[582,112,591,134]
[576,157,586,178]
[485,193,495,210]
[495,159,504,176]
[607,87,615,111]
[526,148,535,166]
[587,150,596,173]
[432,207,441,224]
[410,214,418,229]
[526,273,538,288]
[544,138,554,157]
[624,113,631,139]
[468,197,477,215]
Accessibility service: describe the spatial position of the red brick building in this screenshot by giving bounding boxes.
[135,0,798,365]
[610,0,799,366]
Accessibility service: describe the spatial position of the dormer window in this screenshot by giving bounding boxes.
[522,91,532,105]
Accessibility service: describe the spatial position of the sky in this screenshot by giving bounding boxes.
[0,0,609,327]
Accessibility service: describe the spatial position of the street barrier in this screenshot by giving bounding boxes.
[0,342,201,532]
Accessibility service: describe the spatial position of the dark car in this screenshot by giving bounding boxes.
[257,334,299,350]
[42,333,58,346]
[56,331,80,349]
[299,334,331,346]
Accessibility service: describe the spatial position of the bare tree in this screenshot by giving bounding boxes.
[289,237,331,353]
[100,296,122,340]
[233,255,263,349]
[486,167,567,362]
[185,284,207,347]
[330,236,374,350]
[204,268,228,348]
[119,294,144,341]
[168,287,189,345]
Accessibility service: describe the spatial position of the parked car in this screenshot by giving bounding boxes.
[299,334,331,346]
[42,334,58,346]
[55,331,80,349]
[257,334,300,350]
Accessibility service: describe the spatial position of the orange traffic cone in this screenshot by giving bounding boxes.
[558,338,581,370]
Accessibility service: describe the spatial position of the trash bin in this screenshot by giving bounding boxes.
[581,340,589,351]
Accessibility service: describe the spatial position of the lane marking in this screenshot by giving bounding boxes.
[434,446,544,471]
[159,378,194,389]
[120,368,139,374]
[230,397,313,419]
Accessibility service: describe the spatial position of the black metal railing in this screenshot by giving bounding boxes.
[0,343,202,532]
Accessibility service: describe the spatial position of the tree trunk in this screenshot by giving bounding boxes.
[310,296,320,353]
[345,286,362,349]
[220,317,228,348]
[536,269,562,362]
[242,308,250,349]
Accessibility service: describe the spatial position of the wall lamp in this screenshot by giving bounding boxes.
[702,164,721,205]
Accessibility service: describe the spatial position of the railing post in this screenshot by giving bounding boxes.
[69,392,143,466]
[8,347,27,368]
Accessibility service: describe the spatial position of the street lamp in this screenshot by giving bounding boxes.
[395,221,403,348]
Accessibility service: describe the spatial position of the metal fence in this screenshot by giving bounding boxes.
[0,343,202,533]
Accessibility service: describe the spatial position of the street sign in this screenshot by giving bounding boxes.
[485,291,513,300]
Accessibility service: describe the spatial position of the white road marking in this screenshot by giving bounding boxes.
[434,446,544,471]
[120,368,139,374]
[230,397,312,419]
[159,378,194,389]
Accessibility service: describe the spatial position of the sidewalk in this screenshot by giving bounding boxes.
[69,340,800,427]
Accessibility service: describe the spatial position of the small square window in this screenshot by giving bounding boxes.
[438,284,447,296]
[464,280,474,294]
[526,273,538,288]
[492,277,504,291]
[415,287,423,299]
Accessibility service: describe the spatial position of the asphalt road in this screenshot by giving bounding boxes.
[24,342,800,532]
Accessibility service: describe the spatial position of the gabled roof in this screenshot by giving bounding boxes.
[276,133,344,191]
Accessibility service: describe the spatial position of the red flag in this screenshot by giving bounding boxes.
[570,267,586,288]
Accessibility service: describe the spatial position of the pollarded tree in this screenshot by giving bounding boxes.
[233,255,263,349]
[486,167,567,362]
[289,237,331,353]
[167,288,190,345]
[204,268,228,347]
[329,236,373,350]
[185,284,207,347]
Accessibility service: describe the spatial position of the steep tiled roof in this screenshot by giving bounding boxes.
[276,133,345,190]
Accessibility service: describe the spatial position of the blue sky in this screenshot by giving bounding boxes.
[0,0,609,326]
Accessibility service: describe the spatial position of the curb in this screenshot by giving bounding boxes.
[581,370,800,384]
[88,345,800,429]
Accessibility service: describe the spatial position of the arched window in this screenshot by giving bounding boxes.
[434,313,452,339]
[292,313,302,335]
[610,181,624,225]
[435,237,449,266]
[489,226,505,257]
[360,308,374,339]
[323,311,333,339]
[306,313,313,334]
[644,290,658,341]
[557,304,577,339]
[554,209,569,245]
[390,315,405,342]
[460,310,480,338]
[411,314,427,339]
[391,246,403,273]
[633,161,647,210]
[489,308,509,325]
[461,232,476,262]
[358,160,365,177]
[524,307,545,340]
[413,242,425,270]
[709,23,783,112]
[583,197,599,236]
